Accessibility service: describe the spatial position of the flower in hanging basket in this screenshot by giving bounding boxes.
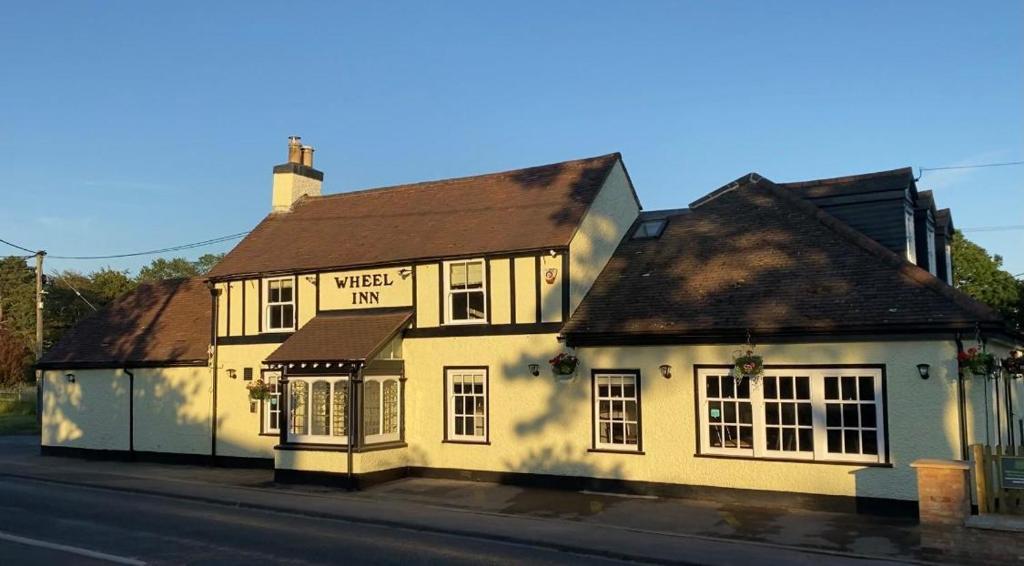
[548,352,579,376]
[733,350,764,379]
[247,379,272,401]
[1003,350,1024,379]
[958,347,997,377]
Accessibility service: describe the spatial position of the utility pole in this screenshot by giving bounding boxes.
[34,251,45,423]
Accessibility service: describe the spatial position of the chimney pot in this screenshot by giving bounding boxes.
[287,136,303,164]
[301,145,315,167]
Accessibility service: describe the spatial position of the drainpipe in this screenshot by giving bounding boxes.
[209,285,220,463]
[125,368,135,458]
[955,333,968,460]
[347,362,364,491]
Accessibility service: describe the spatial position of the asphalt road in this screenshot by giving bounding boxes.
[0,476,635,565]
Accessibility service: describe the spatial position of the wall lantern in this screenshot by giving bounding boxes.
[528,363,540,377]
[226,368,237,380]
[917,363,930,380]
[65,373,76,383]
[659,364,672,379]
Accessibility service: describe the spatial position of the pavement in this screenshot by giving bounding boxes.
[1,436,1022,565]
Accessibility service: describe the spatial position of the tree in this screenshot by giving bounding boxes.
[137,253,224,282]
[0,256,36,341]
[951,230,1022,330]
[0,326,31,388]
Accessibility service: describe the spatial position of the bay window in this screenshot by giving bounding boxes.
[288,376,348,444]
[697,367,886,464]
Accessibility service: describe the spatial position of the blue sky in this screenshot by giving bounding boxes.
[1,2,1021,275]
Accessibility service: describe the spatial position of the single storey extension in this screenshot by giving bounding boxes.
[38,137,1022,514]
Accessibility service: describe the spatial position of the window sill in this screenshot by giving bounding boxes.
[275,443,349,452]
[693,453,892,468]
[357,441,407,453]
[588,448,645,456]
[259,432,279,437]
[442,439,490,446]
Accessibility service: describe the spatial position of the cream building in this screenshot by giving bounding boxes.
[38,137,1023,515]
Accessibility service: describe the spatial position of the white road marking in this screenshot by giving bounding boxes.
[0,530,147,565]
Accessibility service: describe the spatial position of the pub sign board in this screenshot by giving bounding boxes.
[1004,457,1024,490]
[318,266,414,310]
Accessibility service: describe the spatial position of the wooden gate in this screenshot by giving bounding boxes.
[971,444,1024,515]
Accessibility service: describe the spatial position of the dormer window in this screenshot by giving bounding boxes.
[926,222,937,276]
[904,209,917,263]
[632,219,667,240]
[265,277,295,331]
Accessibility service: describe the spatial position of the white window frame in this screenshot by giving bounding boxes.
[287,376,349,444]
[926,222,937,276]
[593,372,642,452]
[697,367,886,464]
[445,368,488,442]
[264,277,296,332]
[905,209,917,264]
[443,259,487,325]
[945,241,953,285]
[262,370,282,434]
[363,376,401,444]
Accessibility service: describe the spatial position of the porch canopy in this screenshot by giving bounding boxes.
[265,308,412,366]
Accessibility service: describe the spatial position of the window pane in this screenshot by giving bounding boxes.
[383,380,399,434]
[709,401,722,422]
[841,376,857,400]
[282,305,294,327]
[601,423,611,443]
[625,401,638,421]
[763,376,777,399]
[452,292,469,320]
[782,428,796,451]
[474,397,485,416]
[599,400,610,419]
[766,427,780,450]
[269,283,280,303]
[454,417,464,435]
[739,426,753,449]
[842,404,859,428]
[736,377,750,398]
[467,262,483,288]
[450,263,467,288]
[623,381,635,398]
[825,377,839,400]
[709,426,722,447]
[332,385,348,437]
[625,423,638,445]
[724,401,736,423]
[797,403,812,426]
[455,397,464,415]
[861,404,877,428]
[858,376,875,401]
[364,381,381,436]
[780,377,793,399]
[722,379,735,399]
[468,291,485,319]
[827,429,842,453]
[310,381,330,436]
[797,428,813,452]
[765,403,779,425]
[290,381,307,435]
[781,403,795,425]
[844,430,860,453]
[738,402,752,424]
[826,404,841,427]
[862,431,878,455]
[280,281,293,302]
[795,377,810,400]
[474,416,484,436]
[706,377,720,398]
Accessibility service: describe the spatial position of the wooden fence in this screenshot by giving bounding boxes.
[972,444,1024,515]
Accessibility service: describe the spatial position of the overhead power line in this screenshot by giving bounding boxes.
[0,231,249,261]
[920,160,1024,173]
[961,225,1024,233]
[0,237,37,254]
[50,271,97,311]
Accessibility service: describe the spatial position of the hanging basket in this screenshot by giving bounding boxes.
[549,352,579,379]
[958,348,996,378]
[732,350,764,381]
[247,379,272,401]
[1003,350,1024,379]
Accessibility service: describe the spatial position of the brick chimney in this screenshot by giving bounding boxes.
[272,136,323,213]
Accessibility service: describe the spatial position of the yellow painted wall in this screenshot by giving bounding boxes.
[488,259,512,325]
[297,274,317,327]
[42,366,212,455]
[319,267,413,311]
[215,343,283,458]
[397,336,962,501]
[243,279,260,335]
[415,263,440,328]
[216,282,228,337]
[227,281,242,336]
[42,369,131,450]
[133,366,212,454]
[568,160,640,314]
[513,257,537,324]
[539,253,562,323]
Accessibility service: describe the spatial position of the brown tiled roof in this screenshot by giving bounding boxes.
[563,174,1006,343]
[265,308,413,363]
[208,153,626,279]
[38,278,210,368]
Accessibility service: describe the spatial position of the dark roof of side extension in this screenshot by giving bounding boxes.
[265,308,413,363]
[563,174,1007,343]
[778,167,917,199]
[208,153,628,279]
[37,278,211,369]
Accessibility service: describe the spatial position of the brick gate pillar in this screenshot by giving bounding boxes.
[910,459,972,526]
